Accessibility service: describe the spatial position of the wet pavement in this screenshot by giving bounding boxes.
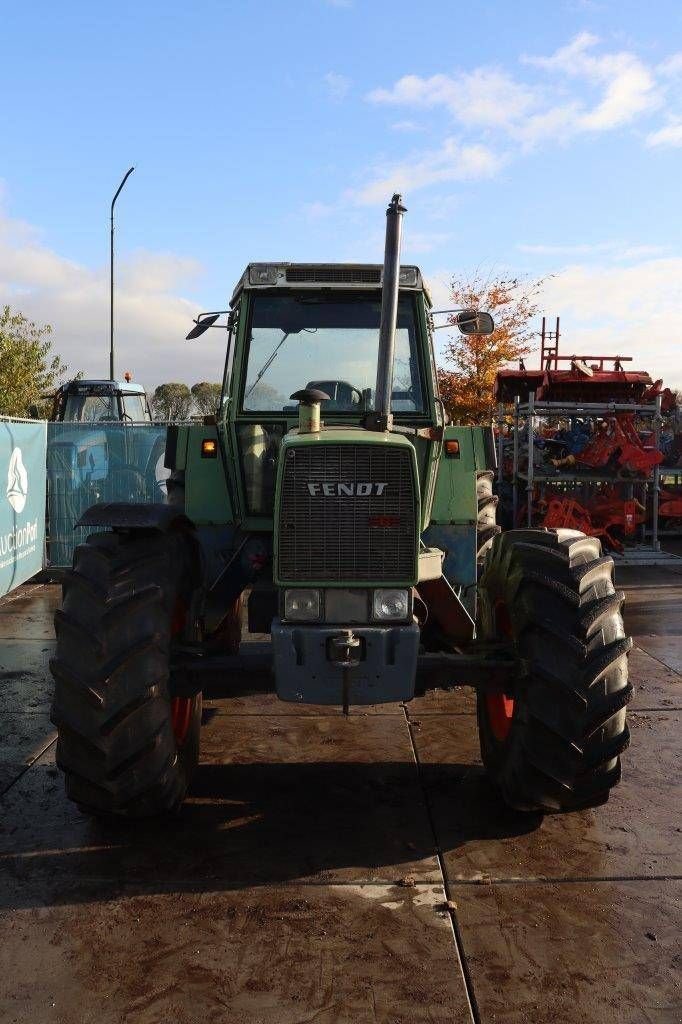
[0,564,680,1023]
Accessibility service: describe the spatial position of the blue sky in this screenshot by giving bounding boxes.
[1,0,681,388]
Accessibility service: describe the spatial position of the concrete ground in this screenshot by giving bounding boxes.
[0,562,680,1024]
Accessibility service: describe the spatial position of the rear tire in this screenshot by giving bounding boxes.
[50,528,201,817]
[477,528,632,812]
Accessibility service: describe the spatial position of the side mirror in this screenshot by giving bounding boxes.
[186,313,221,340]
[456,310,495,335]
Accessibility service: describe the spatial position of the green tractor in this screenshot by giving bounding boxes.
[50,195,632,817]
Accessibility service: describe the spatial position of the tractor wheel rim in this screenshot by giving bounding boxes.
[485,600,515,742]
[171,598,192,747]
[171,697,193,747]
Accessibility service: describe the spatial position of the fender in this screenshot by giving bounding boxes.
[76,502,195,533]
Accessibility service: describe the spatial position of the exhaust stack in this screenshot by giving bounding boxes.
[290,388,330,433]
[373,193,407,430]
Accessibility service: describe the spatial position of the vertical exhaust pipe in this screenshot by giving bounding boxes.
[373,193,407,431]
[290,387,330,433]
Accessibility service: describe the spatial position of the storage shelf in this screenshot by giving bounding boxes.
[517,401,660,416]
[504,391,665,550]
[518,472,651,484]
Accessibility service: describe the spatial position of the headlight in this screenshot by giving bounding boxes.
[373,589,409,621]
[249,263,278,285]
[398,266,418,286]
[284,588,321,621]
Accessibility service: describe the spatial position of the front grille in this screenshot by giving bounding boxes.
[285,266,381,284]
[277,444,417,582]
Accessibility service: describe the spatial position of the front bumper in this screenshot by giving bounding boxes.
[271,618,420,705]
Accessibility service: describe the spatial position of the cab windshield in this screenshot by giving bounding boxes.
[62,392,119,422]
[242,292,425,414]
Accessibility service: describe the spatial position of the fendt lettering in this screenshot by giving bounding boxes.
[50,192,633,822]
[306,482,388,497]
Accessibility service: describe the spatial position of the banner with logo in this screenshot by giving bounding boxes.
[0,420,47,597]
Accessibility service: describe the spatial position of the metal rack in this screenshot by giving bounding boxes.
[650,465,682,537]
[504,393,670,563]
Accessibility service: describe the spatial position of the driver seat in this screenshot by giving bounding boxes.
[306,380,362,411]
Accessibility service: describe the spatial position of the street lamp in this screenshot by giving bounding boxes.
[110,166,135,380]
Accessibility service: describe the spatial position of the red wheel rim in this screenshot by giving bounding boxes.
[485,600,515,742]
[171,697,193,746]
[170,598,192,746]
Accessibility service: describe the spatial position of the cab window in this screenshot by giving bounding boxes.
[122,393,151,422]
[242,292,424,415]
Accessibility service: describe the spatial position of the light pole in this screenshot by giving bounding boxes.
[110,166,135,380]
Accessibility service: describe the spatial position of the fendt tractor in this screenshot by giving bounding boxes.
[50,196,632,818]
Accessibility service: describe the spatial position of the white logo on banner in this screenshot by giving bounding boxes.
[7,447,28,514]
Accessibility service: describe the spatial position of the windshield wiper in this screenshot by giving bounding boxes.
[245,326,317,398]
[245,330,293,398]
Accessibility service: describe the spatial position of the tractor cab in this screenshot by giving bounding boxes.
[213,263,439,522]
[51,379,152,423]
[235,266,430,418]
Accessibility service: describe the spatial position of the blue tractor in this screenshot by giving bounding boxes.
[47,379,168,565]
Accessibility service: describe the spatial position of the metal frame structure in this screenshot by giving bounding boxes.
[650,465,682,538]
[503,393,676,565]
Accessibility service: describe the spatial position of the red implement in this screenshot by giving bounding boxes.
[578,415,663,476]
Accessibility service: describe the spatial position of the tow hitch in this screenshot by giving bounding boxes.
[328,630,362,716]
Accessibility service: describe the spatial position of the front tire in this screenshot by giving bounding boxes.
[477,528,632,812]
[50,528,201,817]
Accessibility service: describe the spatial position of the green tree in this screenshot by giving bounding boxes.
[244,381,286,410]
[437,273,545,424]
[151,383,192,421]
[191,381,222,417]
[0,306,67,417]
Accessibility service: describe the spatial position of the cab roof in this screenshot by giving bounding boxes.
[59,379,147,395]
[230,263,431,307]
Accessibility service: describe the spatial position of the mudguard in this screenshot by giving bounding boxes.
[76,502,194,532]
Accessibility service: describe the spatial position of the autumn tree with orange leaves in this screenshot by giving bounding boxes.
[437,273,545,424]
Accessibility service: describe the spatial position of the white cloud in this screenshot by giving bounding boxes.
[646,122,682,147]
[518,241,614,256]
[523,32,660,134]
[390,120,423,133]
[368,34,670,157]
[403,231,453,256]
[617,244,669,260]
[515,103,583,149]
[119,250,202,293]
[580,58,659,130]
[524,31,599,74]
[419,193,463,222]
[302,200,336,220]
[368,68,537,129]
[347,138,503,205]
[424,271,453,312]
[541,256,682,387]
[424,255,681,386]
[0,208,212,390]
[518,241,668,260]
[324,71,351,100]
[656,53,682,78]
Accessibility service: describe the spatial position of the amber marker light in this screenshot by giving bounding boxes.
[201,438,218,458]
[444,439,460,457]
